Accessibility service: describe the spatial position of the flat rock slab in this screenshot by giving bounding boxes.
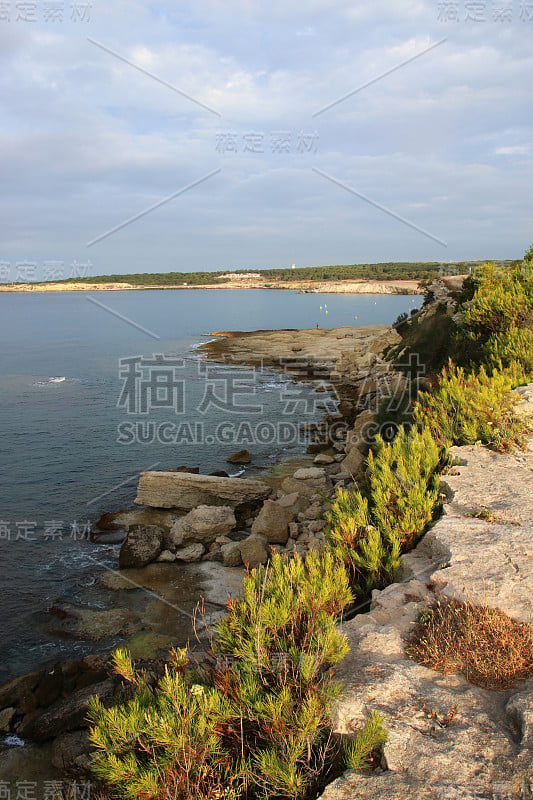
[198,326,399,374]
[422,440,533,623]
[320,576,533,800]
[135,471,272,511]
[49,602,141,641]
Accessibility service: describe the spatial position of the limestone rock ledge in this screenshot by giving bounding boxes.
[135,471,272,511]
[319,426,533,800]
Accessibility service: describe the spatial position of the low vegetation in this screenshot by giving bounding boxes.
[325,427,445,598]
[29,260,515,287]
[88,246,533,799]
[415,362,531,452]
[89,553,387,800]
[406,599,533,690]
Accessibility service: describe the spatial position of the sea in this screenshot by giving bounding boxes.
[0,288,419,682]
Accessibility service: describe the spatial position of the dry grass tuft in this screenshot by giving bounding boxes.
[406,598,533,690]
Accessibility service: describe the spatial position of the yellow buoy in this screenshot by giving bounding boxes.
[320,305,323,310]
[354,315,357,320]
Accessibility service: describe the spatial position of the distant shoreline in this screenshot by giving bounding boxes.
[0,278,428,295]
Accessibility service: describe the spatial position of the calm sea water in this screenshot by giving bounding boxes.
[0,289,418,681]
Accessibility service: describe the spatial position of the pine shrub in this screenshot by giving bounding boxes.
[88,648,242,800]
[214,551,353,799]
[415,361,530,452]
[484,326,533,380]
[325,427,443,597]
[89,553,386,800]
[368,426,442,552]
[463,272,530,337]
[458,257,533,371]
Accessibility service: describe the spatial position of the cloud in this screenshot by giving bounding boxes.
[494,144,533,156]
[0,0,531,279]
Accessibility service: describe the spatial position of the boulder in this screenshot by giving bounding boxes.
[135,471,271,511]
[168,505,236,548]
[302,504,321,520]
[156,549,176,563]
[341,446,364,478]
[119,524,163,569]
[251,493,301,544]
[99,508,180,534]
[49,602,139,641]
[18,679,116,743]
[345,410,375,450]
[289,522,299,539]
[51,729,92,772]
[0,670,43,711]
[174,543,205,562]
[293,467,326,481]
[35,667,63,708]
[0,707,15,731]
[221,541,243,567]
[239,535,268,567]
[281,467,330,498]
[307,442,332,454]
[337,400,354,418]
[314,453,335,465]
[226,449,252,464]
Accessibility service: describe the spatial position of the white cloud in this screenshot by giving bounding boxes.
[494,144,533,156]
[0,0,531,278]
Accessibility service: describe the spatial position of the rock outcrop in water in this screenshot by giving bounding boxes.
[135,470,272,511]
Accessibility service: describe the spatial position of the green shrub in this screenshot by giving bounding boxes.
[484,326,533,380]
[415,361,530,452]
[214,551,352,799]
[368,426,442,552]
[463,279,530,338]
[325,427,443,597]
[89,553,386,800]
[88,648,241,800]
[345,711,388,771]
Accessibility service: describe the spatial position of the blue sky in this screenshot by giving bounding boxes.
[1,0,532,280]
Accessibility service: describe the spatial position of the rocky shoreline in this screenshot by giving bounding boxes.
[0,278,423,294]
[2,283,531,798]
[103,324,406,571]
[0,319,406,784]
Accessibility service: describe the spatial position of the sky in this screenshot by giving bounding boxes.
[1,0,532,281]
